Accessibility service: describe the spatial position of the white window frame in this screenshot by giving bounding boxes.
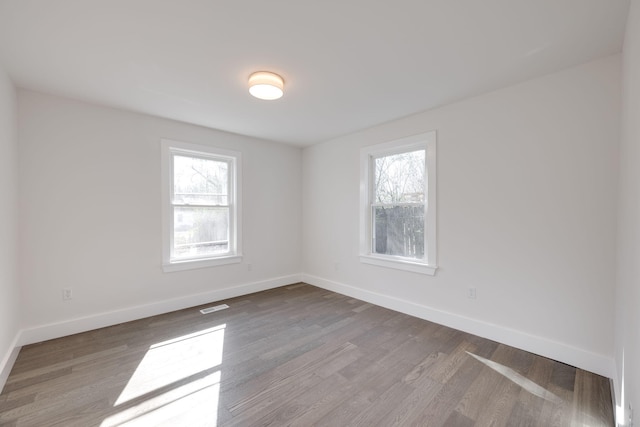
[161,139,242,272]
[359,131,437,275]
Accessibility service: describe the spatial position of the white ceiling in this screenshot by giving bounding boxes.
[0,0,630,146]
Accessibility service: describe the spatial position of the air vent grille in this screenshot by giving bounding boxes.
[200,304,229,314]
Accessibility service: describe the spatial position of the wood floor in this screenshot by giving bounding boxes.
[0,283,613,426]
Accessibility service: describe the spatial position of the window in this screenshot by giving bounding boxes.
[360,132,437,275]
[161,139,242,272]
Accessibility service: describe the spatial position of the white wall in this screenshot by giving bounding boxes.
[0,66,20,389]
[615,1,640,425]
[303,55,621,376]
[17,90,302,343]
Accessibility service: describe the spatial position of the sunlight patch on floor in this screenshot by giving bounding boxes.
[101,370,221,427]
[466,351,563,404]
[115,324,225,406]
[99,324,226,426]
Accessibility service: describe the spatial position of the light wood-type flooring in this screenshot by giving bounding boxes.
[0,283,613,426]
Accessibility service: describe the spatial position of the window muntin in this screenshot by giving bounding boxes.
[162,139,241,271]
[360,132,437,275]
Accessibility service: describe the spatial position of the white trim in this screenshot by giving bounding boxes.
[18,274,302,346]
[5,273,615,393]
[162,255,242,272]
[302,273,614,378]
[360,254,437,275]
[160,139,243,272]
[0,332,22,393]
[612,360,620,425]
[426,137,437,268]
[611,359,628,427]
[359,131,437,274]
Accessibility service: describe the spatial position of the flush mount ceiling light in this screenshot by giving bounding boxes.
[248,71,284,100]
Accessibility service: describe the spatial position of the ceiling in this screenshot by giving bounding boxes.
[0,0,630,146]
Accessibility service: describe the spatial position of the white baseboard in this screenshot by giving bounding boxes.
[0,332,21,393]
[303,274,615,378]
[19,274,303,346]
[7,272,615,393]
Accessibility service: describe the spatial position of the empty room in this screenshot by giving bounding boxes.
[1,1,639,426]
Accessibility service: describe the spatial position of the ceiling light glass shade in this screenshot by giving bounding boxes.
[248,71,284,100]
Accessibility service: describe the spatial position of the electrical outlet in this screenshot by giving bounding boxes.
[247,263,252,271]
[62,288,73,301]
[468,287,477,299]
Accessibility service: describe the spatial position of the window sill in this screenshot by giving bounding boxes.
[162,255,242,273]
[359,254,437,276]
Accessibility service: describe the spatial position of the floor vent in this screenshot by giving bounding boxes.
[200,304,229,314]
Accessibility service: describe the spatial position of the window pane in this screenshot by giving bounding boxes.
[173,206,229,259]
[374,150,425,204]
[373,205,424,259]
[173,155,228,205]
